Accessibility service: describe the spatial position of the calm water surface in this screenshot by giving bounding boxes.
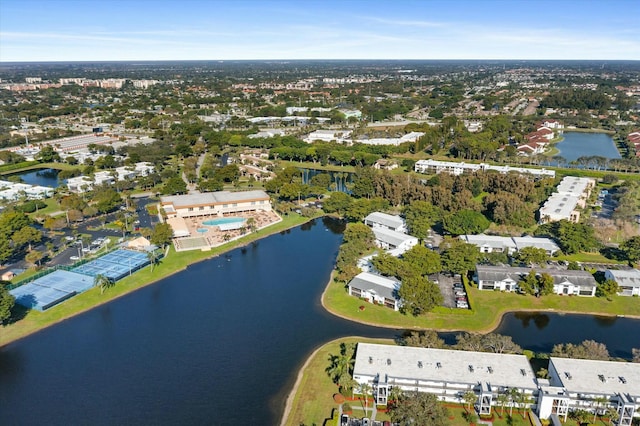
[556,132,621,162]
[0,218,638,425]
[10,168,62,188]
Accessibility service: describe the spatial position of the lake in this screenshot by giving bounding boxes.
[0,218,638,425]
[9,168,62,188]
[555,131,621,162]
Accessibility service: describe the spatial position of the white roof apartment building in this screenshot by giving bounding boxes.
[414,159,555,179]
[347,272,401,311]
[353,343,640,423]
[604,269,640,296]
[371,227,418,255]
[160,190,271,219]
[545,357,640,423]
[474,265,597,296]
[353,343,537,416]
[539,176,595,224]
[460,234,559,256]
[364,212,407,233]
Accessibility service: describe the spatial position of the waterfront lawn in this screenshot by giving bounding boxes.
[0,214,310,347]
[284,337,392,426]
[556,252,626,264]
[323,279,640,332]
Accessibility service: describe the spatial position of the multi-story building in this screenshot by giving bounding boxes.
[538,176,595,224]
[414,159,555,179]
[460,234,559,256]
[160,190,271,219]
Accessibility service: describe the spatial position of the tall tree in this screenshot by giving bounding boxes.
[0,284,15,325]
[94,274,114,294]
[150,223,173,249]
[389,391,449,426]
[400,330,445,349]
[398,275,443,316]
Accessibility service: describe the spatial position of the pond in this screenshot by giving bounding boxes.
[0,218,638,425]
[8,168,63,188]
[555,132,621,163]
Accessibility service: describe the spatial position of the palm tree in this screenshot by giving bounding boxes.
[462,390,477,413]
[94,274,114,294]
[357,382,372,414]
[508,388,521,416]
[517,392,533,418]
[592,396,609,423]
[606,406,619,425]
[246,217,257,233]
[147,250,160,272]
[496,392,509,417]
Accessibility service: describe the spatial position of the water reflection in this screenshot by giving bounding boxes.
[513,312,550,330]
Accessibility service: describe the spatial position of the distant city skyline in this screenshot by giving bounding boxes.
[1,0,639,62]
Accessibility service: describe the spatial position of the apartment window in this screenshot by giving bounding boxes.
[188,208,194,212]
[223,204,228,208]
[232,203,238,207]
[199,207,204,211]
[251,201,256,205]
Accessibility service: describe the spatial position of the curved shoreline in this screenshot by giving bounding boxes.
[0,214,313,348]
[319,272,640,334]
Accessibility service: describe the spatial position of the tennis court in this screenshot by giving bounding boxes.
[10,270,94,311]
[72,249,150,281]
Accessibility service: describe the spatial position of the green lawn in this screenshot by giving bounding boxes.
[283,336,392,426]
[0,214,310,347]
[322,276,640,333]
[556,252,626,264]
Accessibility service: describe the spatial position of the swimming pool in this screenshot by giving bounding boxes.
[196,228,209,233]
[202,217,246,226]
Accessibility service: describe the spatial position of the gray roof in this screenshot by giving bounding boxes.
[354,343,538,390]
[606,269,640,288]
[476,265,597,289]
[512,236,559,252]
[372,227,417,247]
[461,234,517,250]
[364,212,405,229]
[348,272,399,301]
[550,357,640,397]
[161,190,269,208]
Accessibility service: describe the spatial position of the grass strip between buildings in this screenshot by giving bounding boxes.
[322,274,640,332]
[0,213,311,347]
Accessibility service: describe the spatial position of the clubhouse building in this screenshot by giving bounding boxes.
[160,190,272,219]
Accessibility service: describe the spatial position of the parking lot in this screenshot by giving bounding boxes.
[435,273,468,309]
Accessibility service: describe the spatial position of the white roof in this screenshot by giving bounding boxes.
[354,343,538,390]
[461,234,517,250]
[556,176,594,197]
[365,212,405,229]
[512,236,559,252]
[161,190,269,208]
[550,357,640,397]
[373,227,417,247]
[606,269,640,288]
[539,194,580,219]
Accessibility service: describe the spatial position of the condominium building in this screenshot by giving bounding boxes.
[160,190,271,219]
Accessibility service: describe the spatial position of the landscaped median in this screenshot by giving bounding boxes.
[322,274,640,332]
[0,213,311,347]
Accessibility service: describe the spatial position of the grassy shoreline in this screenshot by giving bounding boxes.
[321,273,640,333]
[0,213,311,348]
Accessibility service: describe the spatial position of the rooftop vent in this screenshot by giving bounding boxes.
[436,362,442,369]
[520,369,526,376]
[488,366,494,374]
[418,361,423,368]
[619,376,627,384]
[387,358,392,366]
[469,365,474,373]
[565,372,572,380]
[599,374,606,383]
[368,356,373,364]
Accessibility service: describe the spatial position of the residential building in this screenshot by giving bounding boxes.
[353,343,537,413]
[544,357,640,423]
[373,159,398,170]
[604,269,640,296]
[371,227,418,254]
[347,272,401,310]
[474,265,597,296]
[160,190,271,219]
[414,159,555,179]
[352,343,640,423]
[304,129,352,143]
[364,212,407,233]
[460,235,559,256]
[539,176,595,224]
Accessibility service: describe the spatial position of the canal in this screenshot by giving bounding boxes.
[0,218,638,425]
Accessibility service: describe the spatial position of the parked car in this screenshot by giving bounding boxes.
[341,414,349,426]
[362,418,370,426]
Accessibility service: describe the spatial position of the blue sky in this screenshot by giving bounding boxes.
[1,0,639,62]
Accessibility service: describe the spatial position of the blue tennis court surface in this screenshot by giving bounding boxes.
[72,249,150,281]
[10,270,94,311]
[10,249,151,311]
